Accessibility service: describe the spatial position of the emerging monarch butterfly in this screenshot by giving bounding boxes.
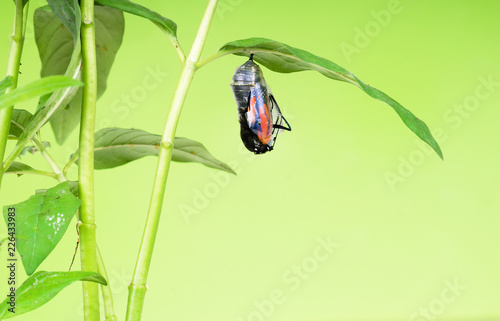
[230,54,291,154]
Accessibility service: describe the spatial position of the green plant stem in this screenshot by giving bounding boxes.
[34,137,117,319]
[33,137,66,182]
[79,1,100,321]
[154,22,186,63]
[0,0,27,191]
[97,247,118,321]
[63,153,79,177]
[196,48,237,69]
[6,138,64,180]
[5,169,58,179]
[1,59,82,174]
[35,136,116,320]
[125,1,219,320]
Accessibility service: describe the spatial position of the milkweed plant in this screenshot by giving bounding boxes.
[0,0,443,320]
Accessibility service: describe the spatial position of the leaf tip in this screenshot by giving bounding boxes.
[438,150,444,161]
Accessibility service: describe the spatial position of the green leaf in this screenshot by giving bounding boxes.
[0,76,82,112]
[34,6,79,77]
[73,127,236,174]
[9,109,33,139]
[0,271,106,319]
[12,6,82,151]
[217,37,443,159]
[5,161,57,179]
[0,76,14,95]
[36,181,79,198]
[2,182,81,275]
[4,2,82,169]
[35,5,125,143]
[45,0,81,40]
[5,161,35,177]
[171,138,236,174]
[95,0,177,42]
[6,162,35,172]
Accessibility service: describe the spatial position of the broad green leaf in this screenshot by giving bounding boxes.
[0,76,13,95]
[95,0,177,42]
[36,181,79,198]
[2,182,81,275]
[34,6,78,77]
[73,127,236,174]
[0,271,106,319]
[0,76,82,112]
[9,109,33,138]
[5,161,35,176]
[19,5,82,147]
[45,0,81,40]
[35,5,124,144]
[217,37,443,159]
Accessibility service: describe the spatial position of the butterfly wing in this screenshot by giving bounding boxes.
[246,82,274,145]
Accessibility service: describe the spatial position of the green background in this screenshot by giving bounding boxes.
[1,0,499,320]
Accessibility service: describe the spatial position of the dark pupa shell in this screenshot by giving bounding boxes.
[230,56,272,154]
[230,55,291,154]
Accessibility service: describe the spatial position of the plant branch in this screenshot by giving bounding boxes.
[154,22,186,63]
[79,1,100,320]
[1,54,82,175]
[0,0,28,191]
[125,0,219,320]
[196,48,237,69]
[5,169,58,179]
[33,136,66,182]
[35,138,118,319]
[97,246,118,321]
[63,152,79,177]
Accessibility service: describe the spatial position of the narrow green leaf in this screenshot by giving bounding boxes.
[0,76,83,111]
[35,5,124,143]
[72,127,236,174]
[0,271,106,319]
[95,0,177,41]
[172,138,236,174]
[5,161,35,172]
[5,162,36,177]
[9,109,33,139]
[15,71,81,150]
[0,76,14,95]
[5,162,57,179]
[45,0,81,40]
[217,37,443,159]
[2,182,81,275]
